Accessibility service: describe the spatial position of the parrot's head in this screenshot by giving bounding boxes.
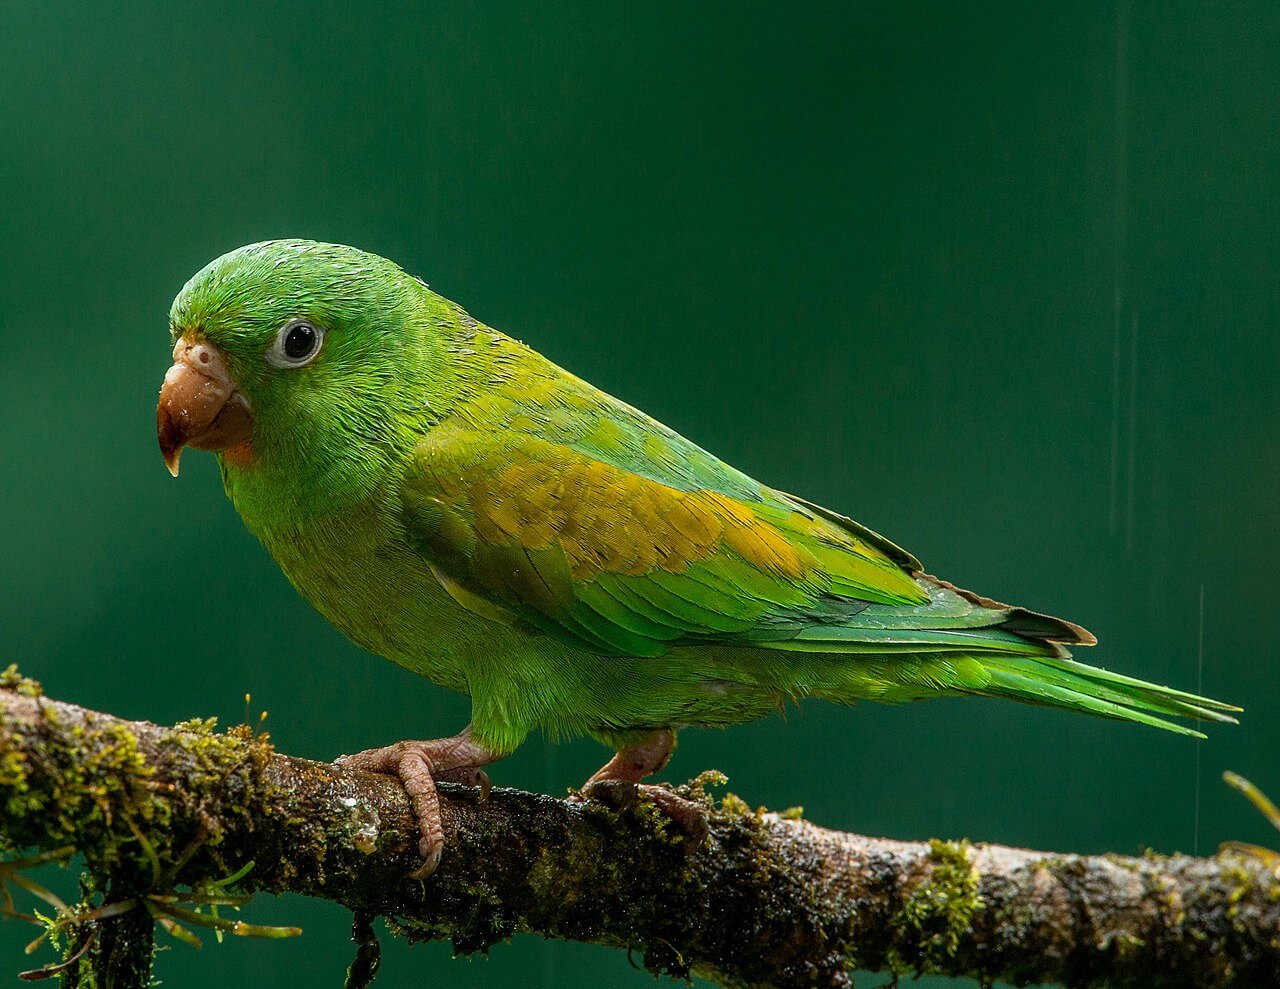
[158,239,429,484]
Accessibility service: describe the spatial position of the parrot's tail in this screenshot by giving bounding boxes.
[774,574,1239,735]
[971,653,1239,737]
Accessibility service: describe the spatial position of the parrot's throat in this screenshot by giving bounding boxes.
[220,418,401,537]
[221,440,255,470]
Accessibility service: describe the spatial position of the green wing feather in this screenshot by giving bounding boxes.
[401,419,929,654]
[400,383,1238,735]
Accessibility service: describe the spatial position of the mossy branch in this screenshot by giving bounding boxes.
[0,674,1276,988]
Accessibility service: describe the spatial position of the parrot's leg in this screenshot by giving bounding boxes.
[578,729,709,845]
[334,725,501,878]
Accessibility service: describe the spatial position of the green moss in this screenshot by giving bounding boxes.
[0,733,35,821]
[0,694,287,984]
[527,828,611,911]
[0,688,274,879]
[1222,860,1253,923]
[685,769,727,796]
[888,839,984,975]
[31,720,171,870]
[717,792,752,819]
[0,664,43,698]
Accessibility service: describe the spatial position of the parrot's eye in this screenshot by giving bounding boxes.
[267,319,324,368]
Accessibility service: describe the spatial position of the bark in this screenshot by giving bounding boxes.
[0,671,1275,989]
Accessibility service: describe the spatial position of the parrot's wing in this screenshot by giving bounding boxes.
[400,420,1083,658]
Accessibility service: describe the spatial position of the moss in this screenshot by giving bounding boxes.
[0,665,43,699]
[684,769,727,796]
[527,828,611,913]
[0,691,274,880]
[0,733,35,822]
[0,696,289,985]
[168,719,270,799]
[717,792,752,819]
[1222,860,1253,923]
[887,839,984,975]
[423,782,718,977]
[173,716,219,736]
[36,720,168,871]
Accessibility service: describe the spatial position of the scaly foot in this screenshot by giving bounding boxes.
[579,779,710,846]
[334,726,500,878]
[574,729,710,847]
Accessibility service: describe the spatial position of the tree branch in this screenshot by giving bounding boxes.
[0,671,1275,988]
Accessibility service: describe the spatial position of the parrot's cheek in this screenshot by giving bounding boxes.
[157,341,253,477]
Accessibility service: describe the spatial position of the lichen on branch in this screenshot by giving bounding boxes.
[0,670,1277,989]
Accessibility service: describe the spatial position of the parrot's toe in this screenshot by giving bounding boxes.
[331,727,503,878]
[576,781,709,848]
[436,766,492,802]
[578,778,640,810]
[637,784,710,848]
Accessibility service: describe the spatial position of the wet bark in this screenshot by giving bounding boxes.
[0,674,1274,988]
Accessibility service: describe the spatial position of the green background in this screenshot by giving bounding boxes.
[2,2,1277,986]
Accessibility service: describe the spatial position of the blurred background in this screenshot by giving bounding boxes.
[1,2,1277,986]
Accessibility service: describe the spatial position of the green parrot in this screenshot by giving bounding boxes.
[157,239,1237,876]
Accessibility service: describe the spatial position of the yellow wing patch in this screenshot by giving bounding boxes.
[445,450,806,580]
[414,432,924,611]
[421,437,779,578]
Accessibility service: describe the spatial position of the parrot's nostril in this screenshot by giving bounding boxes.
[180,342,225,377]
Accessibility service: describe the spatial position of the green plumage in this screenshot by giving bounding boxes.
[167,240,1238,756]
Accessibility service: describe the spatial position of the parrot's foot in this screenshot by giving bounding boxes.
[579,780,710,847]
[573,728,709,847]
[434,765,493,801]
[334,726,500,878]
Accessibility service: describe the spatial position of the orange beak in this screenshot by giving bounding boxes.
[157,340,253,476]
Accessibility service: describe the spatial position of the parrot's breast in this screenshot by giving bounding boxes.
[228,477,502,693]
[222,469,793,736]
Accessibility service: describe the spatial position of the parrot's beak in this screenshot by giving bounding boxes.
[157,339,253,477]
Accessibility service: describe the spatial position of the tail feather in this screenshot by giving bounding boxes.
[931,577,1240,734]
[976,654,1240,738]
[765,572,1240,735]
[1037,655,1239,716]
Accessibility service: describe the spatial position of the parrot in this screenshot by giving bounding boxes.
[156,239,1238,876]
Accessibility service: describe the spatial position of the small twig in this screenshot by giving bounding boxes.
[17,927,95,981]
[344,910,382,989]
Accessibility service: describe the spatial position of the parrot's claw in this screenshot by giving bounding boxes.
[333,726,500,878]
[408,841,443,881]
